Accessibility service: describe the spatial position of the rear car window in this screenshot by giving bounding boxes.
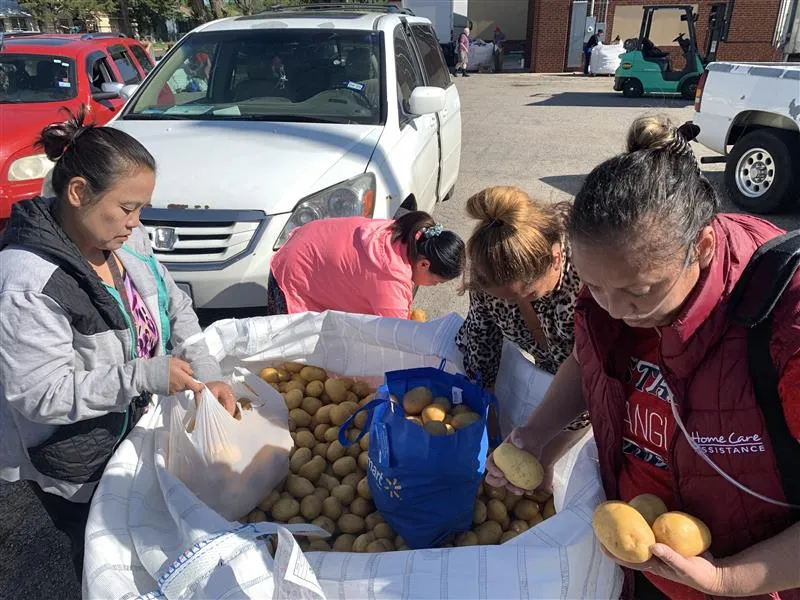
[0,54,77,103]
[130,45,154,74]
[410,25,451,89]
[109,45,142,85]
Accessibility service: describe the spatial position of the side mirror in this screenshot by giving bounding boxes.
[92,81,124,101]
[120,84,139,100]
[408,86,446,116]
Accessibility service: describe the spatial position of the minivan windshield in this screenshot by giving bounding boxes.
[0,54,77,103]
[125,29,383,125]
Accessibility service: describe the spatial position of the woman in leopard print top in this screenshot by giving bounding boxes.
[456,186,589,431]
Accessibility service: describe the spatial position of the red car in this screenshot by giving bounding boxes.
[0,32,155,227]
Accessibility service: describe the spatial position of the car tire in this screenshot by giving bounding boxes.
[680,76,699,101]
[622,78,644,98]
[724,129,800,214]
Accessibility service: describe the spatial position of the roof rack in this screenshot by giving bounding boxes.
[80,32,127,40]
[262,3,415,16]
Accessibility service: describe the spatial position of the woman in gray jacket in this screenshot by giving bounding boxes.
[0,109,235,578]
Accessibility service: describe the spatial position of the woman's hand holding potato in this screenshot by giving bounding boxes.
[485,427,546,495]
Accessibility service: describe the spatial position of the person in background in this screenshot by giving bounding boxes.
[455,27,471,77]
[456,186,589,435]
[583,30,603,76]
[493,26,507,73]
[267,212,465,319]
[487,116,800,599]
[0,109,235,580]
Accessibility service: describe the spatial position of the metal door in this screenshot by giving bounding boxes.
[567,0,589,69]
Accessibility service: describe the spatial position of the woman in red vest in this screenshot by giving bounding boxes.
[487,116,800,599]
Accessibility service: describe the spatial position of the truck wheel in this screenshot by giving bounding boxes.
[622,78,644,98]
[724,129,800,214]
[680,76,699,101]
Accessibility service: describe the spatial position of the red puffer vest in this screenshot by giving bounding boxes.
[575,214,800,600]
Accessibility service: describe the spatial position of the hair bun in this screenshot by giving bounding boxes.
[465,186,532,232]
[625,115,678,153]
[37,107,92,161]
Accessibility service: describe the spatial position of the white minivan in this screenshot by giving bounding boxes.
[110,4,461,313]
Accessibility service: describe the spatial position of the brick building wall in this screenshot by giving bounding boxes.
[526,0,782,73]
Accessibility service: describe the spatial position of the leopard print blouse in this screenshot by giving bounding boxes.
[456,241,591,431]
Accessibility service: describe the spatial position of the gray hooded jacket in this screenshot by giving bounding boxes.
[0,197,221,501]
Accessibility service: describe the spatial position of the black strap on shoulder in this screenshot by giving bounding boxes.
[727,231,800,512]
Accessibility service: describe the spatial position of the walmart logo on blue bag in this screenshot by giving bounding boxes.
[368,456,402,500]
[383,477,402,499]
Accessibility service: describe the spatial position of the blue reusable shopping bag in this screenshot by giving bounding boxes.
[339,361,499,549]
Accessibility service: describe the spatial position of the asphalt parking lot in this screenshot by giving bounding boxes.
[1,72,798,600]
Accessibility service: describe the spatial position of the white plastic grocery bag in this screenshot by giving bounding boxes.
[84,312,622,600]
[166,368,293,521]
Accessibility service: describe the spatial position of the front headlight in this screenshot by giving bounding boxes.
[8,154,55,182]
[274,173,376,249]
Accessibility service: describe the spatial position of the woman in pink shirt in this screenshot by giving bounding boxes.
[268,211,464,319]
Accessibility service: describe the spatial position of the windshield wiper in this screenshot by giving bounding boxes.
[123,113,199,120]
[229,114,350,124]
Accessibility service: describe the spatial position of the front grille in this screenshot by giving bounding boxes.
[141,208,269,270]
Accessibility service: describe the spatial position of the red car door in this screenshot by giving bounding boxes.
[85,49,126,124]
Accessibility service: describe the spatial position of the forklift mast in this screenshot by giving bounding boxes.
[704,0,733,63]
[638,5,699,50]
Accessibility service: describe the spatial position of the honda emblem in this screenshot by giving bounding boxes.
[153,227,177,251]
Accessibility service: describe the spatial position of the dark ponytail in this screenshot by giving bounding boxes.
[569,115,718,259]
[38,105,156,203]
[391,211,465,280]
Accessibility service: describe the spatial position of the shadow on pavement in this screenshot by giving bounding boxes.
[527,92,692,109]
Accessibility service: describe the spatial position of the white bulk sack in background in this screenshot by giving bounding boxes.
[590,42,626,75]
[467,40,494,71]
[84,311,622,600]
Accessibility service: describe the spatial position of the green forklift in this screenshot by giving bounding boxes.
[614,2,731,99]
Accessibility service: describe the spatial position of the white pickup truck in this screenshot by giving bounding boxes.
[693,61,800,214]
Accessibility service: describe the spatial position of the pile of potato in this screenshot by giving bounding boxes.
[239,363,557,553]
[592,494,712,563]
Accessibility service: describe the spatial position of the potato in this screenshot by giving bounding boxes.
[354,411,368,430]
[340,473,360,488]
[316,473,339,491]
[499,531,519,544]
[352,532,375,552]
[288,516,306,525]
[324,426,341,443]
[313,442,329,458]
[513,499,540,521]
[315,404,333,425]
[286,380,307,394]
[629,494,669,527]
[299,494,322,520]
[349,497,372,517]
[331,401,359,427]
[312,515,336,535]
[456,531,479,546]
[308,539,331,552]
[365,512,385,530]
[473,500,488,525]
[344,442,360,459]
[432,396,452,412]
[287,475,315,498]
[298,455,326,483]
[423,421,448,436]
[304,379,325,398]
[475,521,503,545]
[300,366,327,382]
[360,392,378,407]
[406,416,424,427]
[372,522,394,540]
[333,456,357,477]
[503,493,522,511]
[289,408,312,428]
[312,487,329,501]
[295,430,316,449]
[259,367,280,383]
[592,501,655,564]
[357,451,370,472]
[530,490,552,504]
[249,509,267,523]
[338,514,366,535]
[486,485,507,501]
[313,423,329,442]
[331,484,356,505]
[326,440,346,463]
[325,379,349,404]
[528,513,545,528]
[282,362,304,374]
[367,539,394,553]
[421,404,448,424]
[301,397,323,416]
[542,497,556,519]
[257,490,281,512]
[487,499,508,523]
[321,496,343,520]
[325,533,352,552]
[451,411,480,429]
[272,498,300,522]
[509,520,529,534]
[351,381,373,399]
[492,443,544,491]
[345,391,360,405]
[356,477,372,500]
[452,404,472,416]
[402,386,433,415]
[359,433,370,452]
[652,512,712,557]
[284,389,304,410]
[445,424,456,435]
[290,447,313,473]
